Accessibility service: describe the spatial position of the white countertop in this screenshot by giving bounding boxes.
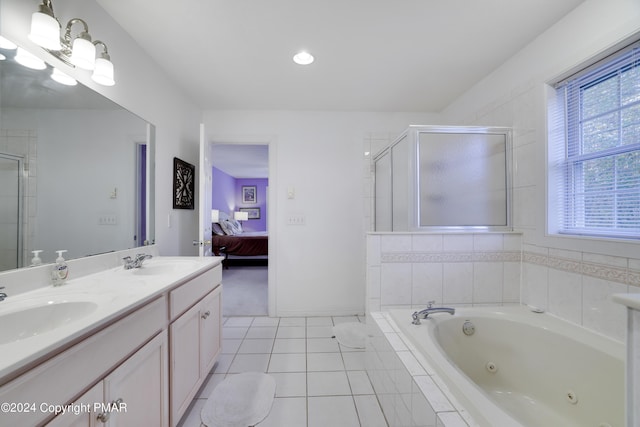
[0,256,223,384]
[612,293,640,311]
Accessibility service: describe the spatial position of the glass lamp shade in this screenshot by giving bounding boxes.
[15,47,46,70]
[51,68,77,86]
[234,211,249,221]
[29,11,62,50]
[0,36,18,50]
[70,37,95,70]
[91,57,115,86]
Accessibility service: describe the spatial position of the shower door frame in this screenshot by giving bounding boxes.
[0,152,25,269]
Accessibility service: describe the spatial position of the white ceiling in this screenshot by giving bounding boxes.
[211,144,269,179]
[96,0,585,177]
[97,0,585,113]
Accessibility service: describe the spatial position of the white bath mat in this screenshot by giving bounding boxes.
[201,372,276,427]
[332,322,367,348]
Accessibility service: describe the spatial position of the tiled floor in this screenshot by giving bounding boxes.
[177,315,389,427]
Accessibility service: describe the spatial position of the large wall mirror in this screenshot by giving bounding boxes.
[0,37,155,272]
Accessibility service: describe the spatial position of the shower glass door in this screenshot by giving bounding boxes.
[0,153,24,270]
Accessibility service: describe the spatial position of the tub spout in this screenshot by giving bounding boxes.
[412,301,455,325]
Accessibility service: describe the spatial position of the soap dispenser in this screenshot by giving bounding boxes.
[51,250,69,286]
[31,250,43,266]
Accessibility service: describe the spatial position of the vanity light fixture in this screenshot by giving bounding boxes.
[91,42,115,86]
[51,68,77,86]
[293,51,314,65]
[28,0,116,86]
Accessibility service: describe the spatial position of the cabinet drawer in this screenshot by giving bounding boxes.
[169,265,221,320]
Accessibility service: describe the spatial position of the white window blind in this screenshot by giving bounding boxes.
[550,41,640,239]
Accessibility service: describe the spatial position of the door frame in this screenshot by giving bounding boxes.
[208,135,277,317]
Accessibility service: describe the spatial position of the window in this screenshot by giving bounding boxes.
[549,41,640,239]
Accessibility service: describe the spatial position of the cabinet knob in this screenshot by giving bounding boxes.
[201,310,211,319]
[96,398,124,423]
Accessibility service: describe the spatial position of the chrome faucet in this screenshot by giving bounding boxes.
[122,253,153,270]
[412,301,455,325]
[0,286,7,301]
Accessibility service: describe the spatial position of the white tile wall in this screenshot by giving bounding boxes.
[522,244,637,342]
[366,232,523,314]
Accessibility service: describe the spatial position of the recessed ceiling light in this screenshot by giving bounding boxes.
[293,51,314,65]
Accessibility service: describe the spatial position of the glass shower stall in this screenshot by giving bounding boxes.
[374,125,512,232]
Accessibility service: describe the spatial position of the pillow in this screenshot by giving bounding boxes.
[212,222,225,236]
[229,218,243,234]
[219,220,235,235]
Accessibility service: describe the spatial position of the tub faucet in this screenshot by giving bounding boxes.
[0,286,6,302]
[122,253,153,269]
[412,301,455,325]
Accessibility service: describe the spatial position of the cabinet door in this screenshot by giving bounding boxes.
[103,331,169,427]
[199,286,222,376]
[169,302,201,425]
[46,382,102,427]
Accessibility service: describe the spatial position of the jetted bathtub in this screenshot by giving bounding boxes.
[388,306,624,427]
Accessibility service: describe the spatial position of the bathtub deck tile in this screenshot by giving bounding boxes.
[436,411,469,427]
[384,333,409,351]
[413,376,455,413]
[398,351,427,376]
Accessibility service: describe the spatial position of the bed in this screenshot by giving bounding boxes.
[212,214,268,267]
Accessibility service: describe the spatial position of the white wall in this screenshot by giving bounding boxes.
[1,0,202,257]
[203,110,440,316]
[441,0,640,340]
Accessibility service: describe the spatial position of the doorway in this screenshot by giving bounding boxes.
[210,143,270,316]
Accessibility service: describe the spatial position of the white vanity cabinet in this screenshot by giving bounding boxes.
[46,331,168,427]
[0,257,223,427]
[169,266,222,426]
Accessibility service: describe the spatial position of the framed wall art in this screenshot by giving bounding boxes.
[173,157,195,209]
[239,207,260,219]
[242,185,257,204]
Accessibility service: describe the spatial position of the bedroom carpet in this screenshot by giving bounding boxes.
[222,266,268,317]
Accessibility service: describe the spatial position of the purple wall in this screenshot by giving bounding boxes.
[212,166,268,232]
[212,167,236,214]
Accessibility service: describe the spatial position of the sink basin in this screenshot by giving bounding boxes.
[0,301,99,345]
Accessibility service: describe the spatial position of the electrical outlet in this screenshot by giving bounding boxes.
[98,214,117,225]
[287,215,305,225]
